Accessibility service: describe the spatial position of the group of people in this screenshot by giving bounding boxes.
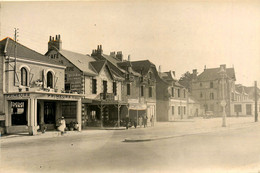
[125,115,154,129]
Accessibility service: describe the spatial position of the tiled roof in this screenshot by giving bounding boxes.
[58,49,97,76]
[0,37,62,66]
[196,67,236,81]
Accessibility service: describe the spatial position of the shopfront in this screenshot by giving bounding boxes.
[4,91,82,135]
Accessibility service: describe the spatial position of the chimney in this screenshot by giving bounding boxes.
[48,34,62,51]
[172,71,176,77]
[220,64,226,70]
[128,55,131,61]
[97,45,103,55]
[158,65,161,73]
[116,51,123,61]
[110,51,116,58]
[204,65,206,71]
[192,69,197,78]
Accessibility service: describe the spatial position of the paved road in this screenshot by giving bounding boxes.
[1,118,260,173]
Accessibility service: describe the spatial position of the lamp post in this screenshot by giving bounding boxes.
[219,67,227,127]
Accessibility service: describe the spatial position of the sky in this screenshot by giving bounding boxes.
[0,0,260,86]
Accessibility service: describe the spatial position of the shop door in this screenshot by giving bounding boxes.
[246,104,252,115]
[44,102,56,124]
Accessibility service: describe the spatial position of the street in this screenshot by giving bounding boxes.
[1,117,260,173]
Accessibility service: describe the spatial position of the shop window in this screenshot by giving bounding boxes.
[62,102,76,119]
[92,79,97,94]
[141,85,144,97]
[47,71,53,88]
[127,83,131,95]
[149,87,152,97]
[21,67,28,86]
[11,101,27,125]
[44,102,56,124]
[113,81,117,95]
[234,104,242,113]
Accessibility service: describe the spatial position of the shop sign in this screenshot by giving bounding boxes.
[47,94,77,99]
[11,102,24,108]
[7,93,30,98]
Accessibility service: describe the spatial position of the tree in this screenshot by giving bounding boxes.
[179,71,193,92]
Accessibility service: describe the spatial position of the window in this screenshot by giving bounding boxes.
[103,80,107,93]
[178,106,181,115]
[127,83,131,95]
[149,87,152,97]
[234,104,242,113]
[47,71,53,88]
[21,67,28,86]
[172,106,174,115]
[65,74,67,82]
[184,106,186,115]
[92,79,97,94]
[210,82,214,88]
[171,87,174,97]
[210,93,214,100]
[183,90,186,98]
[177,89,180,97]
[65,83,71,91]
[200,83,202,87]
[141,85,144,97]
[113,81,117,95]
[200,92,203,98]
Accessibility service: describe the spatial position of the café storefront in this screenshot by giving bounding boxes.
[4,91,82,135]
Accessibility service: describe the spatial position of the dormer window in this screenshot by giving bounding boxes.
[21,67,28,86]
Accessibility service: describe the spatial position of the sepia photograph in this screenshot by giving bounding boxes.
[0,0,260,173]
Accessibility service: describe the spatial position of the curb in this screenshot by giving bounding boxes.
[124,122,260,142]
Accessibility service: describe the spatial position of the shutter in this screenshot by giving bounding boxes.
[42,70,46,88]
[14,71,20,86]
[54,75,58,88]
[29,72,34,86]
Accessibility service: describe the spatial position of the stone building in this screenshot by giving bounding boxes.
[46,36,127,128]
[191,64,236,117]
[0,37,82,135]
[156,70,190,121]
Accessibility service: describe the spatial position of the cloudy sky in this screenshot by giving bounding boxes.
[1,0,260,86]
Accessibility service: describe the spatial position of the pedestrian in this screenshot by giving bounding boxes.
[150,115,154,127]
[144,115,148,128]
[138,116,143,127]
[57,117,66,135]
[125,117,129,129]
[133,118,137,128]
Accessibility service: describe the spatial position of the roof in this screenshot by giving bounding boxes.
[159,71,184,88]
[90,60,106,73]
[131,60,155,75]
[0,37,62,66]
[58,49,97,76]
[196,67,236,81]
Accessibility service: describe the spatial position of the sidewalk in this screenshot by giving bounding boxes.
[124,117,260,142]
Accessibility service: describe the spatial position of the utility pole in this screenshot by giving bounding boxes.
[255,81,258,122]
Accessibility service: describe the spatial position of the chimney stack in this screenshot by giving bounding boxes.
[193,69,197,78]
[116,51,123,61]
[220,64,226,70]
[48,34,62,51]
[128,55,131,61]
[172,71,176,77]
[158,65,161,73]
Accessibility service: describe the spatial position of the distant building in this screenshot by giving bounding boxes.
[0,37,82,135]
[191,64,236,116]
[156,70,189,121]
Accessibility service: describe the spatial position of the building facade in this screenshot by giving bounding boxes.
[0,37,82,135]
